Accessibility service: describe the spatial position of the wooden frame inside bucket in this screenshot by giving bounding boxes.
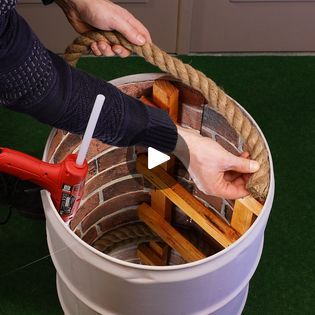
[136,80,263,265]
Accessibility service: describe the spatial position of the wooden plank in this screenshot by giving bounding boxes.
[231,203,254,235]
[144,79,179,264]
[137,155,240,248]
[231,196,263,235]
[151,188,173,222]
[150,156,176,222]
[137,241,168,265]
[152,79,179,121]
[137,243,165,266]
[151,79,179,212]
[138,242,168,265]
[149,241,168,259]
[238,195,263,217]
[138,203,206,262]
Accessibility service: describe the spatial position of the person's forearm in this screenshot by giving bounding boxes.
[0,6,177,152]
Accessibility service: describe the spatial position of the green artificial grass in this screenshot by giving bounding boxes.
[1,55,315,314]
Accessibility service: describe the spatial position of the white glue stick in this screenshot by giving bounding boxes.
[76,94,105,166]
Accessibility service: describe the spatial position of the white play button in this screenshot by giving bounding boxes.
[148,147,170,169]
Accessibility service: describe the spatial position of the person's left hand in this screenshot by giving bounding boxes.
[55,0,152,57]
[174,126,260,200]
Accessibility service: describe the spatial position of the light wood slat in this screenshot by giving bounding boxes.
[152,79,179,121]
[149,241,168,259]
[138,203,206,262]
[137,243,165,266]
[231,196,263,235]
[141,79,179,265]
[137,155,240,248]
[150,157,175,222]
[138,241,168,266]
[151,79,179,221]
[238,195,263,216]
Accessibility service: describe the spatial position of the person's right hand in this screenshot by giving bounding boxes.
[55,0,152,57]
[173,126,260,200]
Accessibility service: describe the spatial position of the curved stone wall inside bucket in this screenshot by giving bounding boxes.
[46,78,246,265]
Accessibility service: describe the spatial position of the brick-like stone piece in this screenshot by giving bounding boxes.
[47,129,63,162]
[84,162,137,197]
[193,187,223,212]
[215,135,240,156]
[180,103,203,130]
[173,82,206,106]
[98,208,139,233]
[226,199,235,208]
[81,191,150,232]
[202,105,239,146]
[97,147,134,172]
[86,140,111,162]
[71,193,100,230]
[87,160,97,181]
[200,126,215,139]
[53,133,82,163]
[82,226,99,245]
[118,81,153,98]
[102,177,144,201]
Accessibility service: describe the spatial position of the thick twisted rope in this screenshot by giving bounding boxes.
[92,222,158,254]
[64,30,270,199]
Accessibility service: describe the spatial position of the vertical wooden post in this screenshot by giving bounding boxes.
[152,80,179,121]
[138,80,179,265]
[231,196,263,235]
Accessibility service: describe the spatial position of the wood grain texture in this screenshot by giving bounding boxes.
[137,155,240,248]
[231,196,263,234]
[143,79,179,264]
[152,79,179,121]
[137,243,165,266]
[138,203,205,262]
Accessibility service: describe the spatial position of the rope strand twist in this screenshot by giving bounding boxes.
[92,223,158,253]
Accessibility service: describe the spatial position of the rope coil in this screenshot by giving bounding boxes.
[64,30,270,200]
[92,223,158,254]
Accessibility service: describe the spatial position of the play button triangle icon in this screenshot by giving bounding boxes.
[148,147,170,169]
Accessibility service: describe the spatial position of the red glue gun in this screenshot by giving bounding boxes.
[0,148,87,222]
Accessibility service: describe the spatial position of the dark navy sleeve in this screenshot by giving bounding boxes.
[0,3,177,153]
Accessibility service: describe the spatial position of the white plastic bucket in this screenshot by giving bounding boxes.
[41,73,275,315]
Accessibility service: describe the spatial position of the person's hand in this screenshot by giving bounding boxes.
[55,0,152,57]
[174,126,260,200]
